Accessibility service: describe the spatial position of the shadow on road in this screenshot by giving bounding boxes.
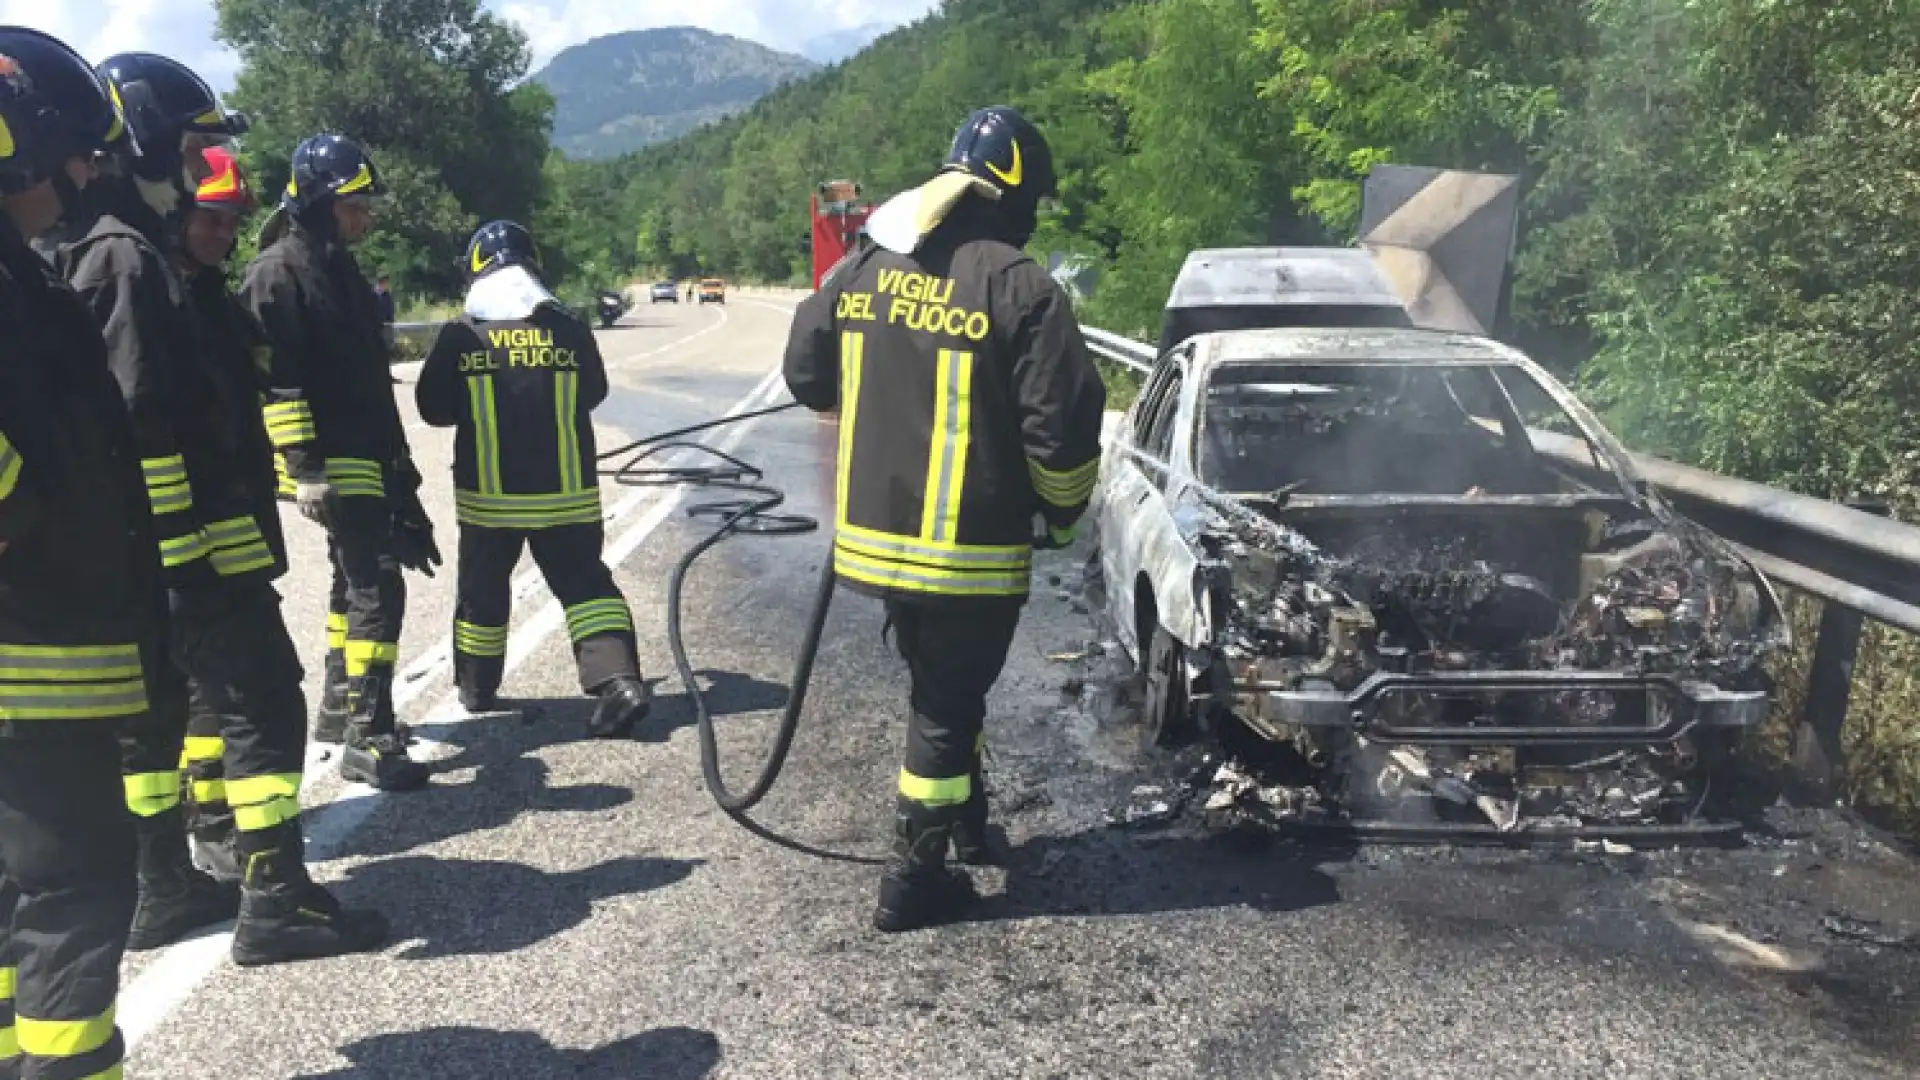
[293,1024,721,1079]
[967,827,1349,924]
[332,854,701,960]
[324,708,634,860]
[632,668,792,744]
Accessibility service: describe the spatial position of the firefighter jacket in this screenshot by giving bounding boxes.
[0,218,163,735]
[239,219,418,505]
[782,216,1107,602]
[185,268,288,582]
[415,304,609,530]
[57,189,263,590]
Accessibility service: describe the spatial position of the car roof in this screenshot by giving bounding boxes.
[1185,325,1531,371]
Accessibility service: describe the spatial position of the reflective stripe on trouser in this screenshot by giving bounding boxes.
[886,598,1022,812]
[455,522,639,697]
[181,733,226,808]
[0,730,135,1080]
[328,497,406,732]
[173,581,309,833]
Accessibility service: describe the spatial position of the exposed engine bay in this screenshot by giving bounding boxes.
[1163,361,1788,837]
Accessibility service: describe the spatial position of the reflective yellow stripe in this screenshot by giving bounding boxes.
[140,455,187,485]
[262,401,318,447]
[454,489,602,529]
[142,453,193,518]
[0,677,148,721]
[0,1025,16,1059]
[1029,457,1099,508]
[17,1008,114,1057]
[0,431,22,501]
[325,459,385,499]
[123,771,179,817]
[835,332,863,529]
[454,620,508,657]
[344,640,399,676]
[159,529,211,568]
[228,772,301,831]
[469,376,502,495]
[0,965,13,999]
[833,529,1028,570]
[326,612,349,652]
[833,544,1030,597]
[898,768,971,806]
[920,349,973,544]
[0,643,143,680]
[564,599,632,642]
[335,162,374,195]
[191,778,226,805]
[183,735,224,763]
[554,370,582,494]
[206,516,275,577]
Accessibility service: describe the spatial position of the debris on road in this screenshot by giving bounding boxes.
[1822,912,1920,952]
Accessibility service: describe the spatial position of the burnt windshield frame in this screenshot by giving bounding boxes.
[1194,359,1634,499]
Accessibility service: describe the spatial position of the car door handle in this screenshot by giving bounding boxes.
[1132,488,1151,505]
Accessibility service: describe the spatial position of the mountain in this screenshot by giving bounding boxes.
[536,27,819,159]
[798,22,892,65]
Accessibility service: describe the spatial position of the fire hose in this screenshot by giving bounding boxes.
[595,403,885,864]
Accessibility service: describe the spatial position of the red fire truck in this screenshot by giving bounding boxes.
[809,179,872,289]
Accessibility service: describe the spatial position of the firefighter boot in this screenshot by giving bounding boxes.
[188,804,244,884]
[313,648,350,744]
[587,676,652,739]
[339,668,431,791]
[231,820,389,967]
[873,798,977,933]
[950,755,1000,867]
[128,807,242,951]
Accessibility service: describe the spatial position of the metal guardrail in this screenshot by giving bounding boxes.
[1080,324,1920,794]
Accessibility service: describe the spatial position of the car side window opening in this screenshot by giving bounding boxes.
[1196,362,1593,497]
[1143,367,1185,476]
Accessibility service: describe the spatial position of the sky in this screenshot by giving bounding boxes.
[0,0,941,93]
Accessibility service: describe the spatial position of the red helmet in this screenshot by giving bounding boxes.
[195,145,254,211]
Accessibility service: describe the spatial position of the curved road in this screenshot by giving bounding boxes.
[120,290,1920,1079]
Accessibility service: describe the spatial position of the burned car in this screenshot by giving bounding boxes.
[1091,249,1788,839]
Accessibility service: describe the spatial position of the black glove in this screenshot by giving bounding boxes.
[391,504,442,577]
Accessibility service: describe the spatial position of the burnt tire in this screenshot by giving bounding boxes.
[1141,624,1195,749]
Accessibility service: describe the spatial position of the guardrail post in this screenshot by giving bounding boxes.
[1791,498,1891,798]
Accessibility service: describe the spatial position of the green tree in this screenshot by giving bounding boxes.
[216,0,553,299]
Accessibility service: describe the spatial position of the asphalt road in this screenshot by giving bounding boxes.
[120,289,1920,1079]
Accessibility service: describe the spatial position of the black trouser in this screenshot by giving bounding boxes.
[325,497,405,735]
[177,582,308,842]
[0,729,136,1080]
[453,522,638,697]
[885,598,1023,819]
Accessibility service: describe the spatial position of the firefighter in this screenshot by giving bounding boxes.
[0,26,161,1079]
[240,133,437,791]
[416,221,652,735]
[781,106,1106,932]
[55,50,247,952]
[172,144,390,962]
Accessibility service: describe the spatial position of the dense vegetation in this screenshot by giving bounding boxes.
[536,28,819,160]
[217,0,1920,827]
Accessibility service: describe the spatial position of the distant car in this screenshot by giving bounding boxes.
[698,278,726,305]
[1091,247,1786,838]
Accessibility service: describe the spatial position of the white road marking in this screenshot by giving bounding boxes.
[119,350,791,1052]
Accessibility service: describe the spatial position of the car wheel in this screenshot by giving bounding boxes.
[1141,623,1195,748]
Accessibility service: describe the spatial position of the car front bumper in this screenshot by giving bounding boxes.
[1235,668,1769,746]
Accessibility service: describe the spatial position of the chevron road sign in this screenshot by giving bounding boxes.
[1358,165,1521,334]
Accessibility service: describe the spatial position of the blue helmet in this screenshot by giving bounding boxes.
[943,106,1057,207]
[0,27,133,195]
[466,219,540,280]
[95,52,242,185]
[286,133,383,215]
